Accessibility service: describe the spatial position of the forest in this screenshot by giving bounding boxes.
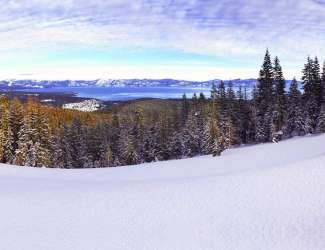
[0,50,324,168]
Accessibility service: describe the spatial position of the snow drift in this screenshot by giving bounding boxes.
[1,134,325,250]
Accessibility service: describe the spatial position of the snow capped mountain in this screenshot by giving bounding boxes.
[92,78,260,88]
[0,78,298,90]
[0,78,265,89]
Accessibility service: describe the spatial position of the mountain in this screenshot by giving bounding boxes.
[93,78,259,88]
[1,134,324,250]
[0,78,294,89]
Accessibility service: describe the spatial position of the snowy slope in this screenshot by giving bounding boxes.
[1,135,325,250]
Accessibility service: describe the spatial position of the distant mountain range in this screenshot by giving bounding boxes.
[0,78,295,89]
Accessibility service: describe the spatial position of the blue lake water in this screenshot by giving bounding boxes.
[18,87,212,101]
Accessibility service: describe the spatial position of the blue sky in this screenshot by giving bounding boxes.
[0,0,324,80]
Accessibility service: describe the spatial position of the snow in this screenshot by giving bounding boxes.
[62,99,102,112]
[1,134,325,250]
[40,99,54,102]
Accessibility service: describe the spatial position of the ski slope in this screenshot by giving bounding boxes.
[1,134,325,250]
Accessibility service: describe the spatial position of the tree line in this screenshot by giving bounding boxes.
[0,50,324,168]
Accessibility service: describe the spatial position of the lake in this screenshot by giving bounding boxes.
[18,86,212,101]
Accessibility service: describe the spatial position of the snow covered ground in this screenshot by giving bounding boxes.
[62,99,102,112]
[1,134,325,250]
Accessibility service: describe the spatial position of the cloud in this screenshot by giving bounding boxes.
[0,0,324,79]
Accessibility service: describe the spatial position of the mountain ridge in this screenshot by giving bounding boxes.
[0,78,286,89]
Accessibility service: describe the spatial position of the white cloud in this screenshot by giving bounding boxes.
[0,65,253,81]
[0,0,324,79]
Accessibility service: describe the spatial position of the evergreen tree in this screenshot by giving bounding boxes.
[168,130,183,159]
[210,82,217,100]
[119,131,140,166]
[143,125,156,162]
[321,61,325,105]
[132,108,145,162]
[0,97,10,163]
[14,101,53,167]
[217,81,227,136]
[316,62,325,133]
[35,109,53,167]
[209,85,225,156]
[317,104,325,133]
[15,99,35,166]
[285,78,306,137]
[110,111,121,164]
[272,56,287,136]
[182,103,194,157]
[68,118,88,168]
[181,94,189,126]
[191,93,198,112]
[225,81,238,147]
[5,99,24,163]
[236,86,250,144]
[255,49,274,142]
[302,57,321,131]
[312,57,322,106]
[52,131,66,168]
[98,143,114,168]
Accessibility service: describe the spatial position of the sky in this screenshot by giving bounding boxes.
[0,0,324,81]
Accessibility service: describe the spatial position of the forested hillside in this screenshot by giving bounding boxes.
[0,50,324,168]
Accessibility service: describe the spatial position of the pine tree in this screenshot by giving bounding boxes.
[321,61,325,105]
[212,136,226,157]
[4,127,14,163]
[181,94,189,126]
[191,93,199,112]
[302,57,321,132]
[132,108,145,162]
[68,118,88,168]
[98,143,114,167]
[14,101,52,167]
[35,109,53,167]
[255,49,274,142]
[217,81,227,107]
[168,130,183,159]
[236,86,250,144]
[285,78,306,137]
[52,131,66,168]
[5,98,24,163]
[15,116,31,166]
[272,56,287,136]
[317,104,325,133]
[226,81,236,104]
[217,81,227,136]
[198,93,206,107]
[248,86,258,143]
[14,99,38,166]
[312,57,322,106]
[110,111,120,164]
[183,110,205,156]
[85,123,104,166]
[0,97,10,163]
[210,82,217,100]
[143,125,156,162]
[202,122,213,154]
[119,128,140,166]
[208,85,225,156]
[225,115,236,148]
[225,81,238,147]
